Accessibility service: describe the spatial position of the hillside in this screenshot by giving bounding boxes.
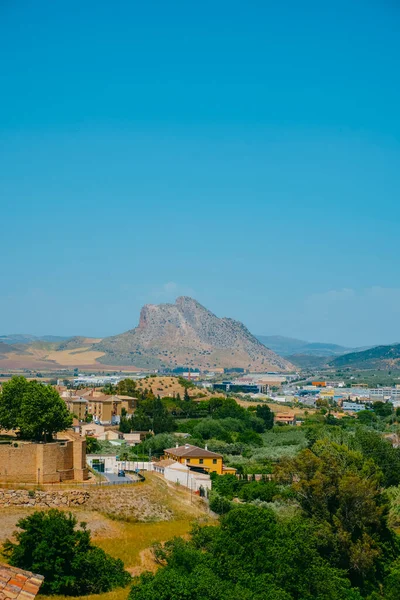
[287,354,330,369]
[257,335,352,357]
[0,342,30,357]
[330,343,400,369]
[94,297,294,372]
[0,334,68,345]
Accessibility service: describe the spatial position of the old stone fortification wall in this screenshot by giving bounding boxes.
[0,438,88,484]
[0,489,89,507]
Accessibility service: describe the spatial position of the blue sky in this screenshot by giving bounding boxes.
[1,0,400,347]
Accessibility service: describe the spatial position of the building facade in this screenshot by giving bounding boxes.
[164,444,236,475]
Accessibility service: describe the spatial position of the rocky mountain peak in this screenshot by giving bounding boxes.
[94,297,294,371]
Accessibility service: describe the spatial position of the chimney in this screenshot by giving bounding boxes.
[185,444,190,449]
[176,443,179,448]
[205,444,208,451]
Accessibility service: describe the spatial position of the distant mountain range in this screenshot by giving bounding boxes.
[256,335,355,357]
[0,334,69,345]
[2,320,396,373]
[0,299,293,372]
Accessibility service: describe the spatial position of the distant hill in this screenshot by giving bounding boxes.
[330,344,400,369]
[257,335,353,357]
[286,354,331,369]
[93,297,294,372]
[0,342,32,359]
[56,336,98,351]
[0,334,69,345]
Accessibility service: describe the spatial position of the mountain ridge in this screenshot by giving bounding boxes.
[256,335,354,357]
[330,343,400,369]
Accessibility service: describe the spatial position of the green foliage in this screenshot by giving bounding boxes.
[356,410,377,425]
[116,379,138,397]
[135,432,178,456]
[238,480,278,502]
[177,376,196,390]
[307,423,400,488]
[209,494,232,515]
[85,436,101,454]
[373,401,393,418]
[101,383,116,395]
[210,473,241,499]
[208,397,247,420]
[256,404,274,430]
[211,473,278,503]
[130,506,363,600]
[0,376,72,441]
[119,416,132,433]
[237,429,263,446]
[277,440,397,593]
[121,395,175,435]
[3,509,131,595]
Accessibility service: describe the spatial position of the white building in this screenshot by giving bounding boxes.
[164,461,211,493]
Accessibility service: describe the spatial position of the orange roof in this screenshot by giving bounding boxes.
[164,444,222,459]
[0,563,44,600]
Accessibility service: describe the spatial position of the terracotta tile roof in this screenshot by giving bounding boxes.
[164,444,222,459]
[156,458,176,467]
[0,564,43,600]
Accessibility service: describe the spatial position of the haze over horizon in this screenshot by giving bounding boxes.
[1,1,400,348]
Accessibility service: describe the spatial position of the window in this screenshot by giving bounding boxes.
[199,459,204,464]
[213,459,217,464]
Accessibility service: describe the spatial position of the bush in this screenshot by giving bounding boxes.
[209,494,232,515]
[3,509,131,595]
[238,481,278,502]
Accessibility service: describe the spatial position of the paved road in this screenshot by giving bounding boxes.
[103,472,133,484]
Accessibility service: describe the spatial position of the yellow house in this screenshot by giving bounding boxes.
[164,444,236,476]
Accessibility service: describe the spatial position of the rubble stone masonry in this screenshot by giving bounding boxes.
[0,489,89,507]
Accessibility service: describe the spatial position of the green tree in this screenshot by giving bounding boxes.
[277,440,397,593]
[3,510,131,595]
[373,401,393,418]
[0,376,29,429]
[130,506,363,600]
[116,379,138,397]
[85,436,101,454]
[119,416,132,433]
[356,410,377,426]
[0,377,72,441]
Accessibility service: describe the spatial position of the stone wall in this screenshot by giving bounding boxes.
[0,437,88,484]
[0,489,89,508]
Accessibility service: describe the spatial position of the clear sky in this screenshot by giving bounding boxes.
[1,0,400,347]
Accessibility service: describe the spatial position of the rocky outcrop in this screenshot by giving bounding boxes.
[0,489,89,508]
[94,297,294,372]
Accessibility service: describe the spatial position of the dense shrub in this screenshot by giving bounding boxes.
[209,494,232,515]
[238,480,278,502]
[3,510,131,595]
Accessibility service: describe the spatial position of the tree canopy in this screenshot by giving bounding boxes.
[130,505,363,600]
[0,376,72,441]
[3,509,131,595]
